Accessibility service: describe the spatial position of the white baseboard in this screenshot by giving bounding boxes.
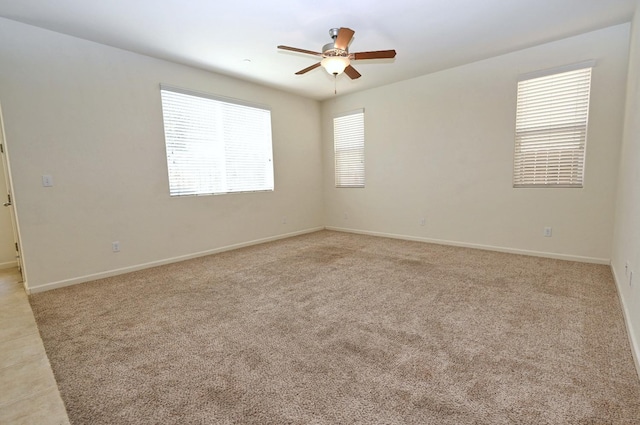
[324,226,610,264]
[0,260,17,270]
[28,227,324,293]
[611,265,640,381]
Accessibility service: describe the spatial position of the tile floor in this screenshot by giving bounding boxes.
[0,268,70,425]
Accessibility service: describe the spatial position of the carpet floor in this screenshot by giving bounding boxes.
[30,230,640,424]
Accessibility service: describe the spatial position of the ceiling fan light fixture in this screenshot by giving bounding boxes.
[321,56,350,75]
[278,27,396,80]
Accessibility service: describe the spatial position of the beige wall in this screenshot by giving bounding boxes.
[612,0,640,375]
[0,16,635,299]
[0,18,324,291]
[0,151,16,268]
[322,24,630,263]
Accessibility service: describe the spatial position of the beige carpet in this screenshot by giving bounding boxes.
[30,230,640,424]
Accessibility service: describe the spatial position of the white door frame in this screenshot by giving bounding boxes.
[0,102,27,288]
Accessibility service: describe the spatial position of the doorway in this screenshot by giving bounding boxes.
[0,103,25,284]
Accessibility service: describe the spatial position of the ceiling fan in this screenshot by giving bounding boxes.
[277,27,396,79]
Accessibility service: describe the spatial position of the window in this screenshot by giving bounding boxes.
[160,85,274,196]
[513,63,593,188]
[334,109,365,188]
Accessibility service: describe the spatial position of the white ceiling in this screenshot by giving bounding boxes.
[0,0,637,100]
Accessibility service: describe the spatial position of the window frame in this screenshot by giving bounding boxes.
[334,109,365,188]
[160,84,274,197]
[512,61,595,188]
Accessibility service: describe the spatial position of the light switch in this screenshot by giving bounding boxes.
[42,175,53,187]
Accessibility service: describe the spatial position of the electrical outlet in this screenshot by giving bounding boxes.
[112,241,120,253]
[543,227,552,237]
[42,175,53,187]
[420,218,426,226]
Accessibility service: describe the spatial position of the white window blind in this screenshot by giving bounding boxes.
[334,109,364,188]
[513,65,592,188]
[160,86,274,196]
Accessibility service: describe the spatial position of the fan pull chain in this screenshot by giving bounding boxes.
[334,75,337,95]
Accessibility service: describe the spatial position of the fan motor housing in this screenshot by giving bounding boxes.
[322,43,348,58]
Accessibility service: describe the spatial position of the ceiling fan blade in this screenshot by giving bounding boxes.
[344,65,361,79]
[295,62,322,75]
[277,45,322,56]
[334,27,355,50]
[352,50,397,60]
